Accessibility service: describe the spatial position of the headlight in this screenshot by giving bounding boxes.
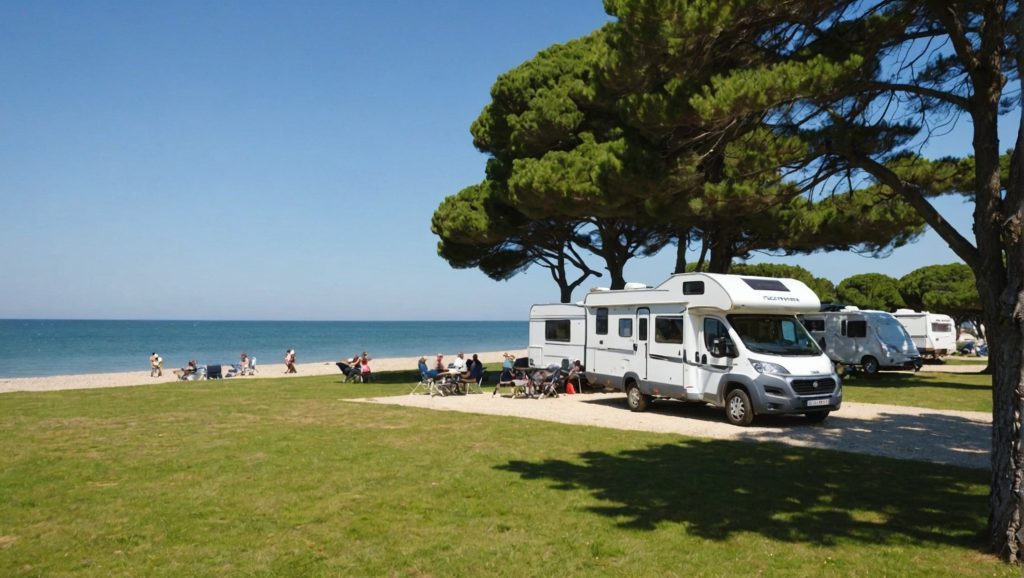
[751,360,790,375]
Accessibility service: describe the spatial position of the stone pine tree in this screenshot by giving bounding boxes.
[603,0,1024,559]
[899,263,984,330]
[836,274,906,312]
[431,182,602,303]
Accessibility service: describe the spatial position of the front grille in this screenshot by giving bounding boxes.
[791,377,836,396]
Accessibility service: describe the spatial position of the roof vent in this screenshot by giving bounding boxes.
[623,282,649,290]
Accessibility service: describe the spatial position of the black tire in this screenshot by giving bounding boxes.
[805,411,830,423]
[861,356,880,375]
[626,382,650,412]
[724,389,754,426]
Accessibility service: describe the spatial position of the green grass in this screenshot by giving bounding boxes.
[0,371,1011,577]
[932,357,988,366]
[842,370,992,413]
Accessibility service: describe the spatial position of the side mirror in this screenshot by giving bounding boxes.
[711,337,737,358]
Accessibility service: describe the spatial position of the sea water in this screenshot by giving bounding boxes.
[0,320,528,378]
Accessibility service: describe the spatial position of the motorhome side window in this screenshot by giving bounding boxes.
[595,308,609,335]
[654,316,684,343]
[683,281,704,295]
[846,320,867,338]
[802,319,825,332]
[638,318,648,341]
[932,322,952,333]
[619,318,633,338]
[544,320,571,343]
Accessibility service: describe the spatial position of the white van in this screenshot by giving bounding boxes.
[799,307,921,374]
[892,309,957,358]
[529,273,841,426]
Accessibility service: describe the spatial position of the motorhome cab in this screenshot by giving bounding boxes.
[528,273,841,426]
[892,309,957,359]
[800,307,921,374]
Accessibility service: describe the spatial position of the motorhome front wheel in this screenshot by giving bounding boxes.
[725,389,754,426]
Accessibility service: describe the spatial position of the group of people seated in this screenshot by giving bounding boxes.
[417,352,485,394]
[494,356,584,399]
[337,352,373,382]
[170,352,258,381]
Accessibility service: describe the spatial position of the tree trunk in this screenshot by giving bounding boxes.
[707,230,734,273]
[673,228,690,274]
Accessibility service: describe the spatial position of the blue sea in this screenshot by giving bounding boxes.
[0,320,528,378]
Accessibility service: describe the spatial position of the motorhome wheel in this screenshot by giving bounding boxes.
[626,382,650,412]
[725,389,754,426]
[861,356,880,375]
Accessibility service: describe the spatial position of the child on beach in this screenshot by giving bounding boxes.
[284,349,297,374]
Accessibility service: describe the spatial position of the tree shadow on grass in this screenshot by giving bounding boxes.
[497,439,988,548]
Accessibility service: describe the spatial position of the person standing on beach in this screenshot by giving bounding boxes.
[150,352,163,377]
[284,349,297,374]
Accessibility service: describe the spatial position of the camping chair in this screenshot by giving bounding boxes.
[537,364,562,399]
[337,362,362,383]
[411,361,436,395]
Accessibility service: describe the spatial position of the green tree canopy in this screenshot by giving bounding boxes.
[898,263,982,326]
[836,273,905,312]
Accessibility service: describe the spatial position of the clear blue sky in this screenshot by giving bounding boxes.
[0,1,1004,321]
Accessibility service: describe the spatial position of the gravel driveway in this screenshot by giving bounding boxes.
[357,392,990,470]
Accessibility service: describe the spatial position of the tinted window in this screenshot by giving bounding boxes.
[801,318,825,332]
[545,320,571,343]
[655,316,684,344]
[847,320,867,338]
[595,308,608,335]
[742,278,789,292]
[683,281,704,295]
[932,322,953,333]
[638,318,648,341]
[619,318,633,338]
[704,318,729,349]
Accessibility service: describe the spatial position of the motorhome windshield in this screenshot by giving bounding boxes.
[727,314,821,356]
[875,315,917,352]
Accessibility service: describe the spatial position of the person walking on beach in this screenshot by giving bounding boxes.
[284,349,297,374]
[150,352,163,377]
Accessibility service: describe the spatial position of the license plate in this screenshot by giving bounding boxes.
[807,398,829,407]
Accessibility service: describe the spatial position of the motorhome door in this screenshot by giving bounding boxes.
[838,315,867,362]
[634,308,649,380]
[695,316,734,399]
[648,313,686,398]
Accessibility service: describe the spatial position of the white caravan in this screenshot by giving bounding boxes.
[892,309,957,358]
[528,273,841,426]
[799,307,921,374]
[528,303,586,369]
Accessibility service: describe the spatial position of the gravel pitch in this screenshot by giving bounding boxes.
[356,392,990,470]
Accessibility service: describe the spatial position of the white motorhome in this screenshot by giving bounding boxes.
[528,273,841,426]
[892,309,957,358]
[799,307,921,374]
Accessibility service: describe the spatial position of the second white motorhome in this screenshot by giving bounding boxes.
[892,309,957,358]
[528,273,841,426]
[799,307,922,374]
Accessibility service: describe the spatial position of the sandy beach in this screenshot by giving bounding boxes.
[0,349,527,394]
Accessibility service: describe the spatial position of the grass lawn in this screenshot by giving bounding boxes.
[841,370,992,413]
[0,372,1011,577]
[933,357,989,366]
